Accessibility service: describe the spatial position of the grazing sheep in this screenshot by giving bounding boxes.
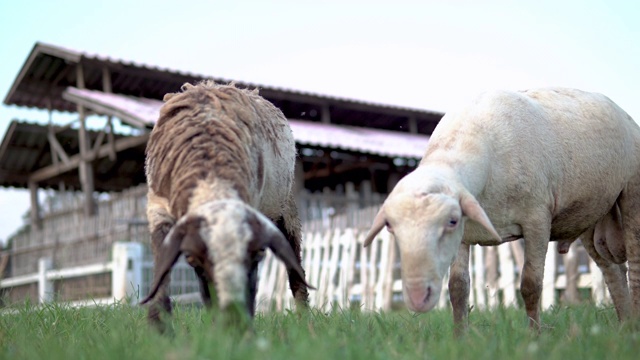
[364,88,640,332]
[140,81,311,328]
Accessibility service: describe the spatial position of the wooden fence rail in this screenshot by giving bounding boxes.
[1,231,609,313]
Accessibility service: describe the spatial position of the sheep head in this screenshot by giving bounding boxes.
[363,173,500,313]
[141,200,311,323]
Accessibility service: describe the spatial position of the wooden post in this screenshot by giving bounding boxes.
[325,228,343,310]
[563,241,581,304]
[47,99,58,167]
[438,269,450,309]
[408,115,418,134]
[316,229,333,309]
[294,158,305,194]
[589,257,607,305]
[387,172,401,193]
[343,228,357,307]
[542,241,557,309]
[102,67,117,161]
[111,242,143,304]
[28,181,42,230]
[76,63,96,216]
[469,246,476,307]
[381,232,396,310]
[38,257,54,303]
[498,243,517,306]
[473,245,486,309]
[373,229,390,310]
[321,103,331,124]
[485,246,499,308]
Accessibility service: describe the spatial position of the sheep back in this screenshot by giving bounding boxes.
[145,81,296,219]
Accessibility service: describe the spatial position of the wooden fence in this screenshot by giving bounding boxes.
[1,228,609,313]
[1,182,610,312]
[255,227,609,313]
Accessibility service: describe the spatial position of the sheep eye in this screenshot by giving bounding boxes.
[185,253,195,264]
[253,249,266,262]
[447,218,458,228]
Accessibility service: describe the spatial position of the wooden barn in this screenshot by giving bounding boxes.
[0,42,444,305]
[0,42,600,311]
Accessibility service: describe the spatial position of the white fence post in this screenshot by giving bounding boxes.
[112,242,144,304]
[38,257,54,303]
[498,244,517,306]
[542,242,557,309]
[589,258,607,305]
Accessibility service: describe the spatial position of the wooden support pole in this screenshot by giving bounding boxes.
[38,257,54,303]
[29,134,149,183]
[101,67,112,93]
[563,241,581,304]
[76,63,95,216]
[47,131,71,164]
[408,115,418,134]
[28,181,42,230]
[112,242,144,304]
[102,66,117,161]
[47,98,57,166]
[321,103,331,124]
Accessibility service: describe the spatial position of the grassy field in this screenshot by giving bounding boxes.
[1,302,638,360]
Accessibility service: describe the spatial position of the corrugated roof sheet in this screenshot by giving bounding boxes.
[63,87,162,128]
[5,42,443,121]
[62,87,429,159]
[289,121,428,159]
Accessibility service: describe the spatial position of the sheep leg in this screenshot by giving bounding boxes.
[448,243,471,336]
[580,227,630,321]
[276,194,309,308]
[520,223,551,331]
[194,267,213,308]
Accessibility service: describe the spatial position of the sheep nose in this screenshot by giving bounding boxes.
[407,286,432,311]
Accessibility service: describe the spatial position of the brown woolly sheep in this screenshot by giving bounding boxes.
[141,81,311,329]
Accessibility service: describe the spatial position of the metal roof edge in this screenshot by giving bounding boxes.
[0,121,19,162]
[3,42,82,107]
[5,42,444,118]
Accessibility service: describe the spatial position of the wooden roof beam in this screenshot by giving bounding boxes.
[28,133,149,184]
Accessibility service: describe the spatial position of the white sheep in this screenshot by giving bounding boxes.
[364,87,640,332]
[140,81,311,329]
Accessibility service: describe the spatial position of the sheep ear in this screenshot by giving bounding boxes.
[140,224,185,305]
[460,192,501,242]
[267,228,315,290]
[249,213,314,290]
[364,206,386,247]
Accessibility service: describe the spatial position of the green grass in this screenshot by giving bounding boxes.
[1,302,639,360]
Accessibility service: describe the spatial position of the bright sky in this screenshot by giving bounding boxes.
[0,0,638,245]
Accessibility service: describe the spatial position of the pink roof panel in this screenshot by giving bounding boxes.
[62,87,429,159]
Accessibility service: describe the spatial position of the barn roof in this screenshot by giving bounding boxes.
[4,42,443,134]
[0,85,430,191]
[0,121,146,191]
[0,42,441,193]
